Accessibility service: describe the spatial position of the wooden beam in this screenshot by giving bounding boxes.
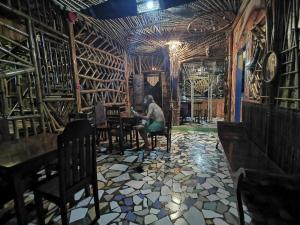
[69,21,82,113]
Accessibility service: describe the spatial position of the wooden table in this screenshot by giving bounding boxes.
[120,116,140,149]
[0,133,58,225]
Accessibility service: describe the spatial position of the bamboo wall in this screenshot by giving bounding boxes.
[227,0,300,121]
[0,0,130,139]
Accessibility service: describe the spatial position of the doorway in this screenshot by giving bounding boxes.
[235,50,245,122]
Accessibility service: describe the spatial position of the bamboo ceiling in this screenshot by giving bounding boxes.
[57,0,243,61]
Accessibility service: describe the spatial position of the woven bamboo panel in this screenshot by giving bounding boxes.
[74,18,128,111]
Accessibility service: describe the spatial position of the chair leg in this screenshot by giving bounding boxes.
[135,130,139,150]
[155,135,157,147]
[167,132,171,153]
[151,135,154,150]
[119,131,124,154]
[34,192,45,225]
[108,133,113,152]
[60,202,68,225]
[236,174,245,225]
[130,130,133,148]
[92,181,100,220]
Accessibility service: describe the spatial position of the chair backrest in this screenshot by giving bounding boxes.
[57,120,96,194]
[0,118,10,142]
[105,106,126,128]
[95,102,107,127]
[106,106,122,118]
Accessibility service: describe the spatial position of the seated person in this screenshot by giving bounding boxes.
[133,95,165,149]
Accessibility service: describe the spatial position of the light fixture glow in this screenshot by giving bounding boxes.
[170,44,177,50]
[146,1,154,9]
[167,40,181,51]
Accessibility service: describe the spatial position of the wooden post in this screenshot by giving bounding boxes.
[124,52,130,109]
[68,21,81,113]
[227,31,233,122]
[27,18,46,134]
[191,80,194,121]
[0,79,9,117]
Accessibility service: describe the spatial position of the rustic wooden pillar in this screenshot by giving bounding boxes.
[226,31,233,122]
[124,52,130,109]
[169,49,181,125]
[0,79,9,117]
[68,21,81,113]
[27,18,46,134]
[190,80,194,121]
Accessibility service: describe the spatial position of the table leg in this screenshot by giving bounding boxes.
[135,129,139,150]
[12,176,27,225]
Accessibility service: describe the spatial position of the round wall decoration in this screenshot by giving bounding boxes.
[263,51,278,83]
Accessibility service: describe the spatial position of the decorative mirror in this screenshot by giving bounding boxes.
[263,51,278,83]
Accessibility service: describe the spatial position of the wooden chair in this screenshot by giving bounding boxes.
[0,118,11,142]
[236,169,300,225]
[95,102,108,145]
[150,109,172,152]
[106,106,133,154]
[33,120,100,225]
[0,179,13,208]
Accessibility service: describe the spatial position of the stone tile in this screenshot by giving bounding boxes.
[120,188,135,195]
[207,194,220,201]
[154,216,173,225]
[105,171,123,178]
[143,197,148,207]
[166,202,180,212]
[109,164,128,171]
[213,218,230,225]
[174,218,188,225]
[224,212,239,225]
[202,209,223,218]
[173,183,182,192]
[150,208,160,215]
[192,201,203,211]
[170,211,181,220]
[74,189,85,201]
[125,212,137,222]
[165,179,173,187]
[204,202,217,211]
[97,155,108,162]
[144,214,158,225]
[77,197,92,207]
[161,186,171,195]
[141,189,152,194]
[172,196,181,204]
[216,202,228,214]
[183,206,206,225]
[134,209,150,216]
[106,187,120,194]
[98,213,120,225]
[97,172,108,183]
[133,195,143,205]
[159,195,171,202]
[134,206,142,211]
[69,208,88,223]
[126,180,146,189]
[146,192,160,203]
[112,173,130,182]
[123,156,138,163]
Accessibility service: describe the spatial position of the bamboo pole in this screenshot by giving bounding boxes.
[68,21,82,113]
[27,18,46,133]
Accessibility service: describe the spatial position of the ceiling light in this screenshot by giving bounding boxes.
[147,1,154,9]
[167,40,181,51]
[137,0,160,14]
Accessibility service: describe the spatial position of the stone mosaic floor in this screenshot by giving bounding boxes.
[3,131,252,225]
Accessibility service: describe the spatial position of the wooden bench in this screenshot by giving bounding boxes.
[217,121,300,225]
